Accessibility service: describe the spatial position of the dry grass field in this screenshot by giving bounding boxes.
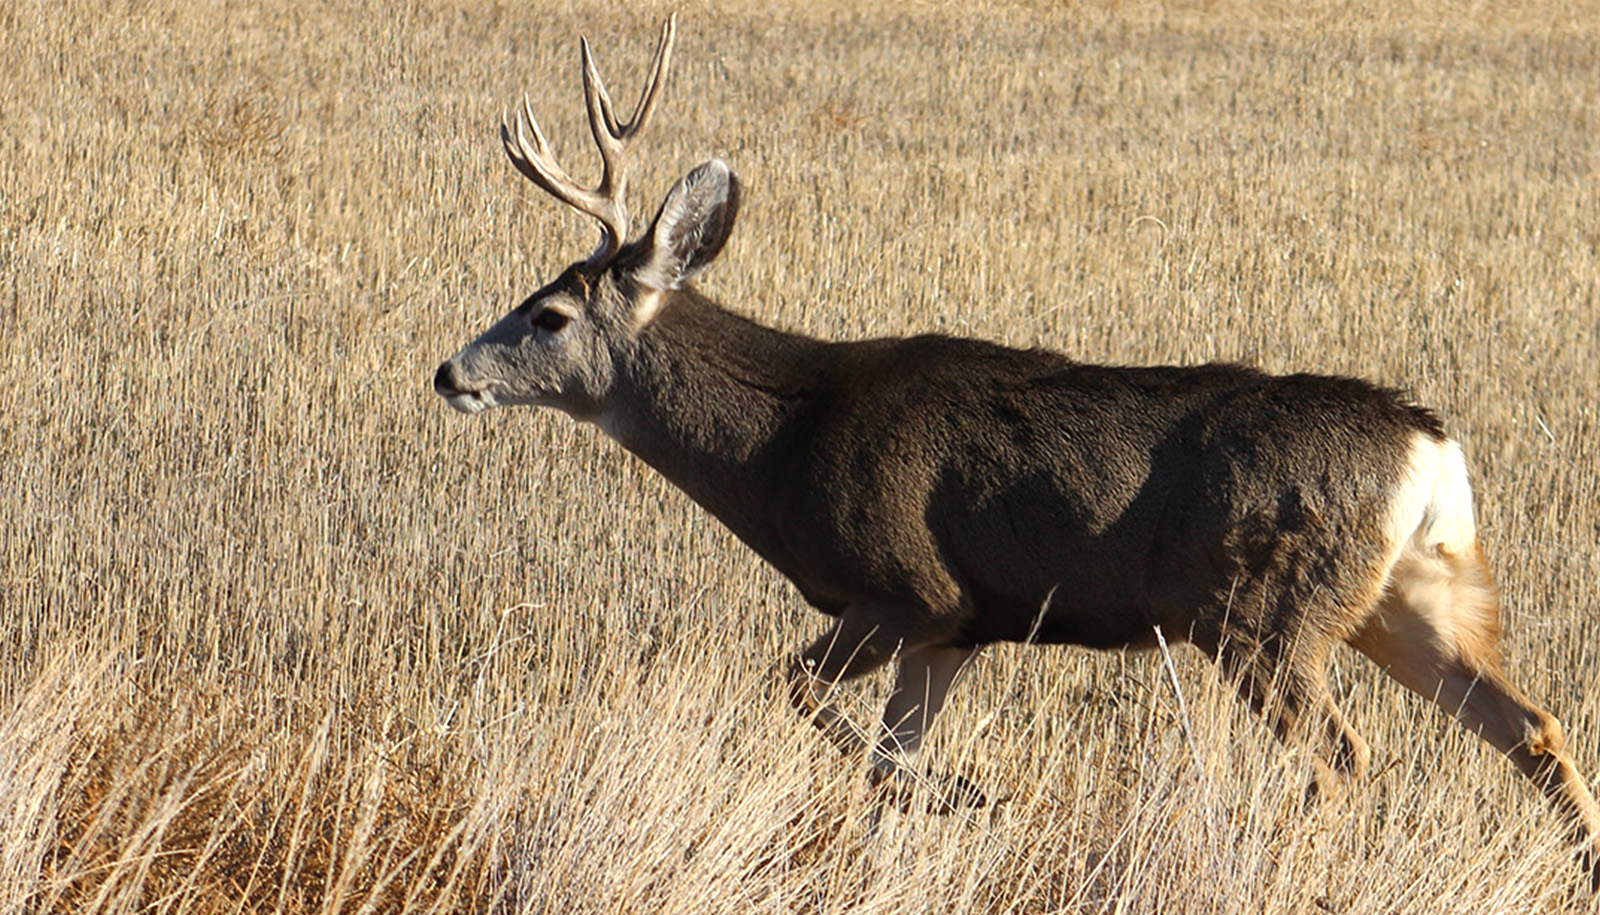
[4,0,1600,910]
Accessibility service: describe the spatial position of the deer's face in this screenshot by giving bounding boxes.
[434,156,737,425]
[434,265,638,421]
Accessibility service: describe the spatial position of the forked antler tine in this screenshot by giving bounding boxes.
[579,14,676,198]
[500,100,554,187]
[503,109,601,209]
[502,97,602,210]
[581,15,676,143]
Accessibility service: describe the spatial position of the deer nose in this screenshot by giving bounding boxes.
[434,360,466,397]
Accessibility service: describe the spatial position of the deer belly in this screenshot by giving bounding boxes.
[959,580,1159,650]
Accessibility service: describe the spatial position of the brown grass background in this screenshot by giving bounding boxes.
[3,0,1599,910]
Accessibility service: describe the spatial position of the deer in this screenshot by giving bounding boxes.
[433,15,1600,881]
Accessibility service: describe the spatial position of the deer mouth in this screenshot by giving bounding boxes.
[434,361,499,414]
[441,391,494,414]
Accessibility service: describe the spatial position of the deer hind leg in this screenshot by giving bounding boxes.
[1218,629,1372,792]
[1350,542,1600,877]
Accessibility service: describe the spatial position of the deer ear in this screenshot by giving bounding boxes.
[631,159,741,296]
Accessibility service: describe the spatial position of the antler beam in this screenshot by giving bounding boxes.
[501,14,677,268]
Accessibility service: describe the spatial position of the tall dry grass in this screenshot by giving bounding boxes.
[3,0,1599,911]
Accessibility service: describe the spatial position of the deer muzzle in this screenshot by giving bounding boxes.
[434,359,496,414]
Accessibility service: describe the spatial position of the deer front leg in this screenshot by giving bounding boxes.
[871,644,984,810]
[786,612,985,810]
[787,613,905,755]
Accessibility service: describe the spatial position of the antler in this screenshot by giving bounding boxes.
[502,15,677,269]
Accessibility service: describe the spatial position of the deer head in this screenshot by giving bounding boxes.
[434,15,740,423]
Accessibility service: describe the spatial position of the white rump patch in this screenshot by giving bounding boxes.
[1368,433,1498,661]
[1384,434,1478,560]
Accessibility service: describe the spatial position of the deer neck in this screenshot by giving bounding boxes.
[597,292,829,540]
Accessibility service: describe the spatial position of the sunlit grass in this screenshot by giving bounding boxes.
[3,0,1599,910]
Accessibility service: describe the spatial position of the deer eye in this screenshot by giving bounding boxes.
[533,309,570,333]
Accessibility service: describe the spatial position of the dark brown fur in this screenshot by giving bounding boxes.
[620,292,1435,658]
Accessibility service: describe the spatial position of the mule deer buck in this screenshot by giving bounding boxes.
[434,16,1600,879]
